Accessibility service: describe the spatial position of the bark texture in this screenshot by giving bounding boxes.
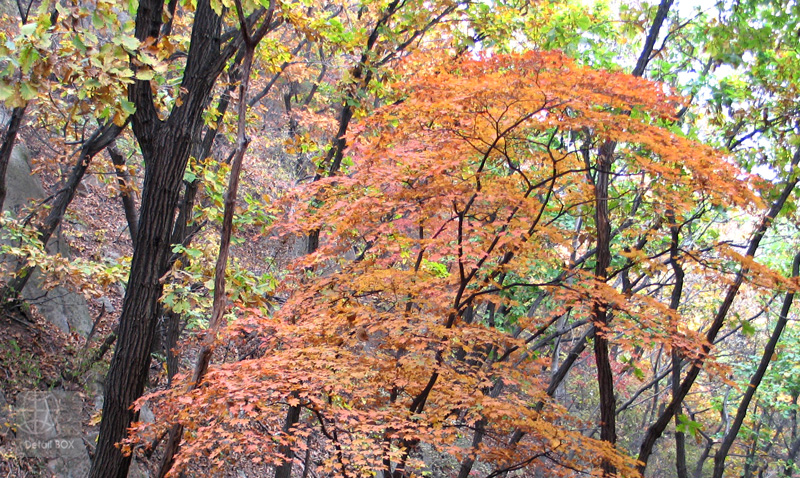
[88,0,231,474]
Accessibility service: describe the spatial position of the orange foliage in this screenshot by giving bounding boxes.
[132,51,761,477]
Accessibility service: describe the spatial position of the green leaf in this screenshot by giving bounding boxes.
[120,99,136,115]
[676,414,702,437]
[18,23,36,37]
[135,69,155,81]
[209,0,222,16]
[575,15,591,30]
[119,35,139,52]
[71,35,86,53]
[741,320,756,337]
[19,82,37,101]
[18,47,39,75]
[92,11,104,29]
[185,248,203,259]
[0,82,13,101]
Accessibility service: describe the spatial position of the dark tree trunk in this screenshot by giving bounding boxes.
[593,141,617,477]
[274,402,302,478]
[667,210,689,478]
[154,3,278,474]
[88,0,230,474]
[0,106,26,212]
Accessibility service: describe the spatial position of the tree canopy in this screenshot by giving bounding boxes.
[1,0,800,477]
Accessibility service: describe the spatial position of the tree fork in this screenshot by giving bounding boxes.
[89,0,229,473]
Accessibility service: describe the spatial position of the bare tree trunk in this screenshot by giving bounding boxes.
[592,140,616,477]
[667,210,689,478]
[590,0,675,470]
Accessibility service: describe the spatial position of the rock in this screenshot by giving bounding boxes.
[139,403,155,424]
[0,0,16,18]
[20,269,93,336]
[76,172,101,198]
[85,370,104,411]
[95,295,115,314]
[47,452,92,478]
[1,144,93,337]
[13,391,89,478]
[3,144,45,215]
[103,248,122,261]
[129,459,150,478]
[0,389,9,439]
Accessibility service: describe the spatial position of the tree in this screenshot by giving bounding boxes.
[135,50,759,477]
[88,0,273,474]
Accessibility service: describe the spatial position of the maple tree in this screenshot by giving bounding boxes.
[130,48,769,477]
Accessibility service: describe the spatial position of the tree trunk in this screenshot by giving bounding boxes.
[667,210,689,478]
[155,3,277,474]
[593,141,617,477]
[0,106,26,212]
[88,0,229,474]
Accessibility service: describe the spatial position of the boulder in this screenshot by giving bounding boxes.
[3,144,45,215]
[2,144,93,337]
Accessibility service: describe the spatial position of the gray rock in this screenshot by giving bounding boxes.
[3,144,45,215]
[95,295,115,314]
[47,452,91,478]
[20,269,93,336]
[1,144,93,337]
[0,389,9,438]
[138,403,155,424]
[13,391,88,477]
[129,459,150,478]
[0,0,16,18]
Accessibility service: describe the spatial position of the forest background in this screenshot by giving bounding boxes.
[0,0,799,477]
